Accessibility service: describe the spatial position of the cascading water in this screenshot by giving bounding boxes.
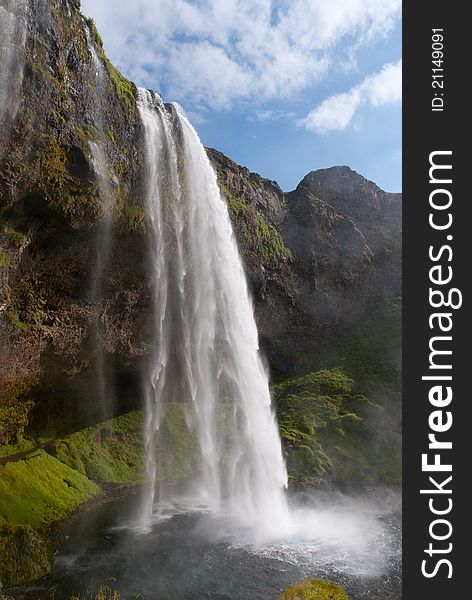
[84,23,115,419]
[137,89,291,539]
[0,0,27,150]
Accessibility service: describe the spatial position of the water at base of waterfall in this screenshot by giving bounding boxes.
[13,488,401,600]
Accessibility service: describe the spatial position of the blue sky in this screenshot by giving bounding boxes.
[82,0,402,192]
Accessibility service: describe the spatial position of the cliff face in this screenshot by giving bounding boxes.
[0,0,401,442]
[209,150,401,367]
[1,0,150,441]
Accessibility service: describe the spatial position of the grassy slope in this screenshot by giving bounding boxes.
[0,451,99,527]
[0,403,202,531]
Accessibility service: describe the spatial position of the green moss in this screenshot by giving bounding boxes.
[53,406,201,485]
[75,124,99,147]
[0,440,35,460]
[279,578,349,600]
[274,299,402,486]
[3,224,28,247]
[53,412,145,484]
[0,250,10,268]
[219,179,292,263]
[0,525,52,588]
[0,451,100,527]
[275,369,356,398]
[254,211,291,261]
[39,135,102,226]
[120,206,145,233]
[7,275,51,329]
[83,14,137,109]
[84,17,104,48]
[0,378,37,446]
[7,309,30,329]
[274,369,363,485]
[106,60,138,109]
[107,128,117,144]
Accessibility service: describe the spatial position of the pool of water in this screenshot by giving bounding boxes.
[13,488,401,600]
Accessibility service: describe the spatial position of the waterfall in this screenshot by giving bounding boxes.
[0,0,27,151]
[137,88,291,540]
[84,22,115,420]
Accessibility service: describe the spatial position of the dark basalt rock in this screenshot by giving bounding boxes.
[207,149,401,355]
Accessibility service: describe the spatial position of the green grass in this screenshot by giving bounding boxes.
[0,440,35,460]
[83,17,103,48]
[0,451,100,527]
[0,405,203,532]
[84,14,137,109]
[279,578,349,600]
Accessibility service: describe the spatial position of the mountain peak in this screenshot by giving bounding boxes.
[297,166,384,197]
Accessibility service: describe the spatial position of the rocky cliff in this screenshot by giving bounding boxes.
[0,0,401,445]
[209,149,401,366]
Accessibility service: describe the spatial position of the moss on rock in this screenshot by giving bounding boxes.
[3,224,28,247]
[38,135,102,228]
[83,15,137,110]
[52,406,200,485]
[0,379,36,445]
[105,60,137,110]
[0,525,52,588]
[0,250,10,268]
[274,369,363,485]
[278,578,349,600]
[219,179,292,264]
[274,299,402,486]
[0,451,100,527]
[53,411,145,484]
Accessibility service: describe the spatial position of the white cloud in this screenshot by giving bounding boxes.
[253,109,296,122]
[82,0,401,111]
[299,59,402,134]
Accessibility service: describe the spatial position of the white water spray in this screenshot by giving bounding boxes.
[0,0,27,150]
[137,89,291,539]
[84,23,115,418]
